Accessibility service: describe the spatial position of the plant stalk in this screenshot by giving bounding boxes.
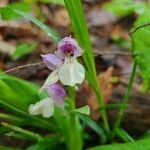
[68,87,82,150]
[64,0,110,133]
[114,61,137,129]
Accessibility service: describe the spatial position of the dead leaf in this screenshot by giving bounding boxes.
[77,66,114,120]
[0,59,5,70]
[0,0,8,7]
[106,24,130,40]
[53,8,70,27]
[0,40,15,55]
[88,66,113,119]
[87,9,118,27]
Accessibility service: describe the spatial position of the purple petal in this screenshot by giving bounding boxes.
[54,49,65,59]
[41,54,63,70]
[57,36,82,57]
[47,84,66,107]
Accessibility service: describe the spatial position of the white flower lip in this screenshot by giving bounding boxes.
[58,57,85,86]
[28,97,54,118]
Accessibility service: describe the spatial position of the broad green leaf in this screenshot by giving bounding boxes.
[77,113,107,143]
[140,79,150,92]
[11,43,38,60]
[71,105,90,115]
[131,10,150,81]
[103,0,147,17]
[0,74,39,111]
[88,138,150,150]
[0,2,31,20]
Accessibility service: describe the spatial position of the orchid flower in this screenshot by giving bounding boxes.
[41,37,85,90]
[29,84,66,118]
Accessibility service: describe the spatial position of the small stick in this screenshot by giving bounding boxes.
[0,62,44,76]
[0,52,132,76]
[129,22,150,35]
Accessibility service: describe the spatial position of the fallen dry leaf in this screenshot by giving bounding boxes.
[77,66,114,120]
[0,40,15,55]
[0,58,5,70]
[53,8,70,27]
[87,9,118,27]
[0,0,8,7]
[106,24,130,40]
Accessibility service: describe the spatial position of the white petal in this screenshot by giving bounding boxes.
[58,57,85,86]
[39,69,59,93]
[28,97,54,118]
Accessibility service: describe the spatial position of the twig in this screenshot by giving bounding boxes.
[129,22,150,35]
[0,52,132,76]
[0,62,44,76]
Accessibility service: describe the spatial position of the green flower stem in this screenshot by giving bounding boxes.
[68,86,76,109]
[114,61,137,129]
[64,0,110,133]
[70,114,77,150]
[68,87,82,150]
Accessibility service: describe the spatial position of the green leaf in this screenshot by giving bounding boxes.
[53,107,70,149]
[71,105,90,115]
[11,9,60,43]
[139,130,150,140]
[88,138,150,150]
[1,122,44,142]
[0,100,58,131]
[11,43,37,60]
[64,0,96,75]
[103,0,147,17]
[131,10,150,81]
[0,127,9,135]
[0,2,31,20]
[0,74,39,111]
[0,113,25,123]
[77,113,107,143]
[38,0,64,5]
[27,141,56,150]
[0,8,60,43]
[114,128,134,142]
[0,146,21,150]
